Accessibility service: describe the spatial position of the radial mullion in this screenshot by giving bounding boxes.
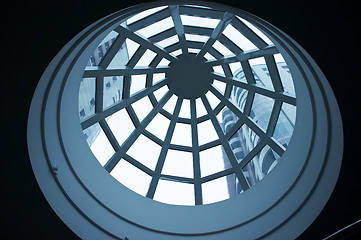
[241,60,256,84]
[170,5,189,55]
[238,140,267,169]
[209,85,285,157]
[126,45,147,68]
[146,97,182,199]
[204,45,278,67]
[95,77,104,113]
[99,34,126,69]
[264,54,284,92]
[222,64,233,98]
[99,119,121,152]
[218,34,243,55]
[123,154,153,176]
[231,17,268,49]
[164,42,181,53]
[190,98,202,205]
[127,7,170,32]
[243,91,255,116]
[266,100,282,136]
[196,12,234,59]
[126,105,141,128]
[114,25,177,62]
[122,76,131,99]
[104,90,173,172]
[201,94,250,191]
[212,73,296,105]
[83,66,171,78]
[201,168,235,184]
[199,139,221,152]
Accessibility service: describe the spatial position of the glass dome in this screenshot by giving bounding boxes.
[79,4,297,205]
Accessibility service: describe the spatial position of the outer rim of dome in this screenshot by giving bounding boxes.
[27,1,343,239]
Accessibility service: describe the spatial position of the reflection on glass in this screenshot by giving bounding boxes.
[111,159,152,196]
[79,77,96,119]
[86,31,119,67]
[103,76,123,109]
[154,179,195,206]
[251,93,275,132]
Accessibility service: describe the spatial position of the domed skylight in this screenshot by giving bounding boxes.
[78,4,296,205]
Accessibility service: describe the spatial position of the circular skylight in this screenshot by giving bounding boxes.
[79,4,297,205]
[28,1,343,239]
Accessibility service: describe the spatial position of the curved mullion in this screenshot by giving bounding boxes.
[83,66,171,78]
[99,119,121,152]
[104,90,173,172]
[266,100,282,136]
[204,45,278,67]
[146,97,183,199]
[114,25,178,62]
[212,72,296,106]
[190,98,202,205]
[184,25,213,36]
[126,45,147,68]
[209,85,285,157]
[201,167,235,184]
[148,27,177,43]
[143,129,164,147]
[196,12,234,59]
[126,105,140,128]
[81,79,168,130]
[127,7,170,32]
[264,54,284,92]
[169,5,189,55]
[99,34,126,69]
[201,94,250,191]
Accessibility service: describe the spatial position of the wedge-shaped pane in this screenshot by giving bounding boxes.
[171,122,192,147]
[127,134,161,171]
[145,113,171,141]
[212,79,226,95]
[223,24,257,51]
[132,95,153,122]
[87,31,119,66]
[196,97,207,118]
[83,121,102,146]
[103,76,123,109]
[158,58,171,66]
[199,145,231,178]
[127,6,167,25]
[202,175,230,204]
[154,180,195,206]
[88,123,115,166]
[189,48,200,54]
[251,94,275,132]
[273,103,296,147]
[106,109,135,146]
[229,62,243,76]
[204,52,216,61]
[185,34,209,42]
[170,49,182,56]
[156,35,179,48]
[179,99,191,118]
[205,90,220,109]
[125,38,140,62]
[237,16,273,45]
[212,40,235,57]
[161,149,194,178]
[110,159,152,196]
[274,53,296,97]
[106,44,129,69]
[130,74,147,96]
[135,49,157,67]
[163,94,178,114]
[153,85,168,101]
[153,73,166,84]
[249,57,274,90]
[198,119,218,146]
[136,17,174,38]
[180,15,220,28]
[212,65,225,76]
[79,77,96,118]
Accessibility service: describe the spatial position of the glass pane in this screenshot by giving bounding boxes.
[110,159,152,196]
[106,43,129,70]
[83,121,102,147]
[132,96,153,122]
[237,16,273,45]
[249,57,274,90]
[196,97,207,118]
[170,49,182,56]
[79,77,96,118]
[251,93,275,132]
[230,86,248,112]
[229,62,243,76]
[197,120,218,146]
[161,149,194,178]
[130,74,146,96]
[205,90,220,109]
[103,76,123,109]
[202,175,230,204]
[188,48,200,54]
[126,6,167,25]
[136,17,174,38]
[135,49,157,67]
[199,145,231,177]
[180,15,220,28]
[219,107,239,134]
[185,34,209,42]
[125,38,140,61]
[274,53,296,97]
[163,94,178,114]
[212,40,235,56]
[179,99,191,118]
[153,85,168,101]
[154,179,195,206]
[273,103,296,147]
[156,35,179,48]
[88,123,115,166]
[212,79,226,94]
[204,52,216,61]
[145,113,171,141]
[223,24,257,51]
[87,31,119,66]
[126,134,161,171]
[153,73,166,84]
[106,109,135,146]
[212,65,225,76]
[158,58,170,66]
[171,123,192,147]
[229,124,259,163]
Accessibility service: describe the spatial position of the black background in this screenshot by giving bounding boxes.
[3,0,359,239]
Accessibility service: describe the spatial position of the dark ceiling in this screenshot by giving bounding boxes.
[3,0,359,239]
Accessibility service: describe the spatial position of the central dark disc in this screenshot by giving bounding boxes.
[167,55,213,99]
